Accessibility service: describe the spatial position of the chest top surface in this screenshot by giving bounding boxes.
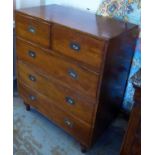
[16,4,135,40]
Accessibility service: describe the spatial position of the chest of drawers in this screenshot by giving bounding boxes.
[15,5,138,152]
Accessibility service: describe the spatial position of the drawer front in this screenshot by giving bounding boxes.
[16,13,50,48]
[18,84,91,146]
[17,61,95,124]
[52,24,105,72]
[16,38,99,98]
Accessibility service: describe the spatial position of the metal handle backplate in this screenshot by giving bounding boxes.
[68,69,78,79]
[28,26,36,34]
[64,118,73,128]
[29,95,36,101]
[28,50,36,58]
[29,75,36,82]
[70,42,80,52]
[65,96,75,105]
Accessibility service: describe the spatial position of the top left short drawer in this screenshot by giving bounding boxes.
[15,12,50,48]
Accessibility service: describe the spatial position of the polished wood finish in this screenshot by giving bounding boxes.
[120,87,141,155]
[19,84,91,146]
[16,13,50,48]
[52,24,106,72]
[17,60,95,124]
[15,4,139,151]
[15,5,135,40]
[16,38,99,98]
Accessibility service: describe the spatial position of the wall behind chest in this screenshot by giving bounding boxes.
[46,0,102,13]
[15,0,102,12]
[15,0,44,9]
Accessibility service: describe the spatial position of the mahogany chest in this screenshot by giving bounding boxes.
[15,4,138,152]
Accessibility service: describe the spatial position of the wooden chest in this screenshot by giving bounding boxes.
[15,4,138,152]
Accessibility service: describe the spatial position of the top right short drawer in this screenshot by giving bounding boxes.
[52,24,106,72]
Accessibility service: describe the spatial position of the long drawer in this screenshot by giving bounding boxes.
[52,24,105,72]
[16,38,99,98]
[18,83,91,146]
[16,13,50,48]
[17,61,96,124]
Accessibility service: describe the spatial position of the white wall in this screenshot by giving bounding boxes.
[16,0,44,9]
[46,0,102,13]
[15,0,102,13]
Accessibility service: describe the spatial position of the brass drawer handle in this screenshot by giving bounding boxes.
[65,96,75,105]
[28,26,36,34]
[29,95,36,101]
[70,42,80,52]
[64,118,73,128]
[68,69,78,79]
[28,50,36,58]
[29,75,36,82]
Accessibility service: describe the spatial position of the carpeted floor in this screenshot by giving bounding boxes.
[13,96,127,155]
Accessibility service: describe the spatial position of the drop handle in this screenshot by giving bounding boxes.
[64,118,73,128]
[28,50,36,58]
[29,75,36,82]
[29,95,36,101]
[28,26,36,34]
[65,96,75,105]
[70,42,80,52]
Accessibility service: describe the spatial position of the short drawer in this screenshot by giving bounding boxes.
[16,38,99,98]
[18,84,91,146]
[15,12,50,48]
[17,61,95,124]
[52,24,105,72]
